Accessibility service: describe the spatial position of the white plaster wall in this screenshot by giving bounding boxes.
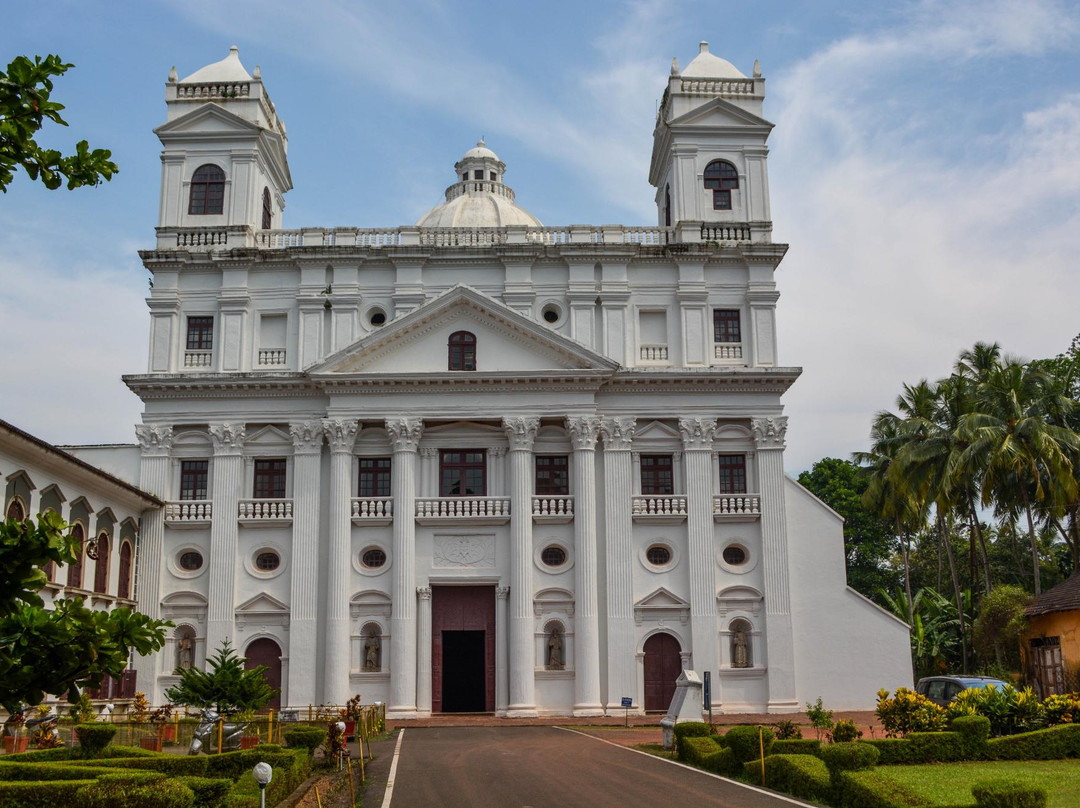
[62,445,143,489]
[785,477,913,710]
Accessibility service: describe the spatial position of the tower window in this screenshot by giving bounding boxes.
[358,457,392,497]
[703,160,738,210]
[535,455,569,495]
[180,460,209,500]
[448,330,477,371]
[713,309,741,343]
[188,164,226,215]
[640,455,674,496]
[718,455,747,494]
[473,170,484,180]
[262,186,272,229]
[186,316,214,351]
[253,458,287,499]
[440,450,486,496]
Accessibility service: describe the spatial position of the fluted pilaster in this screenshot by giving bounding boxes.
[416,587,433,715]
[601,416,636,710]
[680,417,719,689]
[206,423,245,656]
[503,415,539,716]
[134,425,172,697]
[386,417,423,716]
[323,418,358,705]
[288,420,324,707]
[495,586,510,716]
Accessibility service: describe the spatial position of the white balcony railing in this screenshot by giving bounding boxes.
[238,499,293,523]
[184,350,212,368]
[257,349,287,367]
[164,500,212,524]
[532,495,574,523]
[714,343,743,360]
[415,497,511,524]
[351,497,393,524]
[631,495,688,522]
[713,494,762,521]
[639,344,669,362]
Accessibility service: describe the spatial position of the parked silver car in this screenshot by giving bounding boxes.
[915,675,1009,706]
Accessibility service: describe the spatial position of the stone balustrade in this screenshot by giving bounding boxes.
[680,77,757,96]
[184,351,212,368]
[351,497,393,525]
[164,500,212,524]
[238,498,293,523]
[714,343,744,360]
[257,349,287,367]
[631,495,688,523]
[176,82,251,99]
[640,344,669,362]
[415,496,511,525]
[713,494,762,521]
[701,223,752,242]
[531,495,574,523]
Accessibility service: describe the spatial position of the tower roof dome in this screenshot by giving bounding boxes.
[179,46,253,84]
[680,41,745,79]
[416,141,542,228]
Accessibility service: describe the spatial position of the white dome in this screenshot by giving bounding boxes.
[180,46,252,84]
[681,42,745,79]
[461,141,500,161]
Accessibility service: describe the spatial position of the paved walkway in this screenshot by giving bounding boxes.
[381,726,815,808]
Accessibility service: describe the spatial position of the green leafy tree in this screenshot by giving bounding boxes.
[165,639,276,716]
[0,513,170,714]
[972,585,1030,673]
[0,54,118,192]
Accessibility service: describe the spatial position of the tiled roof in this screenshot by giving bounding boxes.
[1026,574,1080,616]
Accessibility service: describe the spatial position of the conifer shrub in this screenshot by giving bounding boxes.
[971,778,1047,808]
[74,724,117,758]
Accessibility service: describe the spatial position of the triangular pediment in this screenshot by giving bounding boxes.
[236,592,289,614]
[635,587,690,609]
[633,420,681,447]
[154,103,262,137]
[309,285,620,376]
[668,96,773,130]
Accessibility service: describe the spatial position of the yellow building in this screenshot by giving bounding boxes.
[1024,575,1080,697]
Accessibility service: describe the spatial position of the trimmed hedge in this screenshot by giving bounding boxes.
[771,738,821,756]
[986,724,1080,760]
[175,776,233,808]
[907,731,965,763]
[219,753,312,808]
[744,754,831,802]
[673,722,713,761]
[835,769,932,808]
[75,723,118,757]
[681,736,720,766]
[722,725,774,764]
[819,741,880,773]
[0,761,108,781]
[0,779,97,808]
[205,749,304,779]
[0,744,156,763]
[282,726,325,755]
[700,746,739,777]
[971,778,1047,808]
[951,715,990,758]
[77,771,194,808]
[859,738,916,765]
[78,755,210,775]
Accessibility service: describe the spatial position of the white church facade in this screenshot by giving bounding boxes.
[68,43,911,716]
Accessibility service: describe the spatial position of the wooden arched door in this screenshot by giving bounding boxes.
[643,632,682,712]
[244,638,282,710]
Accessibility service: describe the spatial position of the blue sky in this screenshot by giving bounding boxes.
[2,0,1079,471]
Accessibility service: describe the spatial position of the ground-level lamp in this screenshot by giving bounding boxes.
[253,762,272,808]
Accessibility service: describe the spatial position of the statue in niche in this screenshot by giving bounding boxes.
[177,635,194,670]
[364,632,381,671]
[547,627,564,670]
[732,626,750,668]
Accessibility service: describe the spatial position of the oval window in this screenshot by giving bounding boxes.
[646,544,672,566]
[722,545,747,566]
[179,551,203,571]
[541,546,567,567]
[361,547,387,568]
[255,551,280,571]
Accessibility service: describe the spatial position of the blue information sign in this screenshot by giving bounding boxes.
[620,697,633,708]
[703,671,711,704]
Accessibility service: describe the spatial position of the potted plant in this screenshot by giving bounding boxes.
[236,709,259,749]
[3,711,27,754]
[149,704,175,743]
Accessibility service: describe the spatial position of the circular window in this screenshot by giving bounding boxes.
[361,547,387,569]
[543,308,559,323]
[540,302,564,326]
[179,551,203,571]
[255,551,280,571]
[541,546,567,567]
[722,545,747,566]
[368,309,387,327]
[646,545,672,566]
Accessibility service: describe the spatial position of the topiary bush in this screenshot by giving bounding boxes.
[673,722,713,761]
[722,725,774,764]
[907,731,964,763]
[971,778,1048,808]
[744,754,830,802]
[76,772,195,808]
[74,724,118,758]
[951,715,991,758]
[819,741,879,773]
[0,780,96,808]
[835,769,930,808]
[699,745,739,777]
[77,756,210,775]
[681,736,720,766]
[858,738,915,765]
[0,762,105,781]
[771,738,821,756]
[174,776,232,808]
[282,726,325,756]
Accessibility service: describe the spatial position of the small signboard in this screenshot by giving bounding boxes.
[620,697,633,708]
[703,671,713,726]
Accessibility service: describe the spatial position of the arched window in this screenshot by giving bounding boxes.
[261,186,272,229]
[664,184,671,227]
[117,542,133,600]
[5,498,25,521]
[730,618,753,668]
[67,523,85,589]
[93,533,110,594]
[188,164,225,215]
[448,330,477,371]
[703,160,739,210]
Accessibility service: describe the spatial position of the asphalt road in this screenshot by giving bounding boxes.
[384,726,813,808]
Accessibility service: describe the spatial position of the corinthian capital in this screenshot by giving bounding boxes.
[502,416,540,451]
[135,424,173,455]
[751,416,788,449]
[209,423,245,455]
[323,419,359,453]
[678,417,718,450]
[385,417,424,452]
[566,416,601,450]
[600,416,636,450]
[290,420,325,454]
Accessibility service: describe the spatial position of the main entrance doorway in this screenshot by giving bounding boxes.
[643,632,682,712]
[432,586,495,712]
[244,637,282,710]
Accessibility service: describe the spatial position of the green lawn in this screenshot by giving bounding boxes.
[878,760,1080,807]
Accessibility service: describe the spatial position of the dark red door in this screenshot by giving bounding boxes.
[643,632,682,711]
[244,638,282,710]
[431,586,495,712]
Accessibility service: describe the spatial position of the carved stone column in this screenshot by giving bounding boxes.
[323,419,358,705]
[386,417,423,716]
[567,416,604,715]
[288,421,324,708]
[601,416,636,711]
[416,586,433,716]
[495,586,510,716]
[503,416,539,717]
[680,417,719,704]
[206,423,245,657]
[752,416,798,711]
[134,424,172,698]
